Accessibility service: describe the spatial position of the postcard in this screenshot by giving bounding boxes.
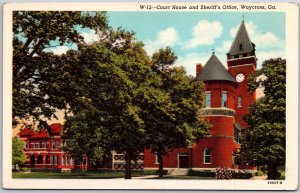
[2,2,298,190]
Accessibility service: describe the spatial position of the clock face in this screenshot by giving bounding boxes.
[236,73,245,82]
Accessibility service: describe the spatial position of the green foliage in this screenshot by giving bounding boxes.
[12,136,27,168]
[13,11,108,129]
[143,47,210,177]
[61,28,152,179]
[20,167,30,172]
[188,170,216,177]
[242,58,286,179]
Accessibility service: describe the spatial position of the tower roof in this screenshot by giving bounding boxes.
[228,20,254,56]
[196,52,236,84]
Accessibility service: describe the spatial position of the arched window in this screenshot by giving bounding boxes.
[203,148,211,164]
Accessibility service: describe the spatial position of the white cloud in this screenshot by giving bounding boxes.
[144,27,179,55]
[230,21,284,49]
[184,20,223,48]
[48,46,70,55]
[175,53,211,76]
[216,40,232,54]
[81,29,100,44]
[256,50,286,68]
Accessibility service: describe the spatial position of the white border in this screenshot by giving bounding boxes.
[2,2,299,190]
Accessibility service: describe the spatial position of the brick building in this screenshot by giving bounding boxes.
[143,20,257,171]
[18,123,88,171]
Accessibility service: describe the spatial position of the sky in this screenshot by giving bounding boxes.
[48,12,285,77]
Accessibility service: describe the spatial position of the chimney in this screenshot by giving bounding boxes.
[196,63,203,77]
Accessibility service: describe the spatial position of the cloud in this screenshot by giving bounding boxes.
[47,46,70,55]
[175,53,212,76]
[81,29,100,44]
[256,50,286,68]
[230,21,284,49]
[184,20,223,48]
[144,27,179,55]
[216,40,232,54]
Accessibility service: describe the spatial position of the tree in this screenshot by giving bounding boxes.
[142,47,209,177]
[12,136,27,170]
[61,29,152,179]
[13,11,108,130]
[241,58,286,179]
[62,109,104,169]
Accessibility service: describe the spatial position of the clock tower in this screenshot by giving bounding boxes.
[227,20,257,128]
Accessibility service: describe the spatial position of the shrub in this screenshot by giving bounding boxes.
[30,168,61,173]
[215,168,233,179]
[21,167,30,172]
[232,170,253,179]
[188,170,215,177]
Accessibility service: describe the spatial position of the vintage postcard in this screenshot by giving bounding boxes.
[2,2,298,190]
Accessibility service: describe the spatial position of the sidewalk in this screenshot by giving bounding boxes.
[250,175,267,180]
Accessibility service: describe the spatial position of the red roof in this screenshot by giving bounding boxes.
[18,123,62,138]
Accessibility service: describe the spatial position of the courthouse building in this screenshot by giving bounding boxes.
[143,20,257,170]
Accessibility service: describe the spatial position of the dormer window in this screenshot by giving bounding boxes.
[238,43,244,51]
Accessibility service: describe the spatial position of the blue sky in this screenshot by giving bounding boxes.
[49,12,285,76]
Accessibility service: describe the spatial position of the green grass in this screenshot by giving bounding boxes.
[13,172,126,179]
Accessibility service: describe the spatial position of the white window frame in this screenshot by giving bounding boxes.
[237,96,242,107]
[205,91,211,108]
[203,148,211,164]
[221,91,227,107]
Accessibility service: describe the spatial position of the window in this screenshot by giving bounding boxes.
[54,156,58,165]
[24,141,27,149]
[52,140,55,149]
[62,157,65,165]
[238,43,244,51]
[205,92,211,107]
[221,92,227,107]
[37,155,43,164]
[237,96,242,107]
[39,141,42,148]
[56,141,60,148]
[203,148,211,164]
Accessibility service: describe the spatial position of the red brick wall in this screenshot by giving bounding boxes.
[228,63,256,128]
[205,81,236,109]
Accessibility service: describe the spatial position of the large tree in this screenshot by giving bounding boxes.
[12,136,27,170]
[142,47,209,177]
[241,58,286,179]
[62,29,152,179]
[13,11,108,130]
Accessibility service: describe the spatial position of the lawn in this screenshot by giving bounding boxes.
[155,176,215,180]
[13,172,126,179]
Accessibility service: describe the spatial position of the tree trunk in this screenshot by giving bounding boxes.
[125,151,132,179]
[267,164,278,180]
[158,148,164,178]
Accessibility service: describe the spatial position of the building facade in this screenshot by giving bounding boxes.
[144,20,256,170]
[18,123,88,171]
